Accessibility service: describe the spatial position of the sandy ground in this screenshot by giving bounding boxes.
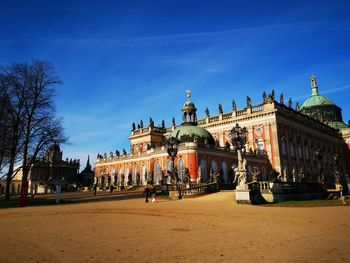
[0,191,349,263]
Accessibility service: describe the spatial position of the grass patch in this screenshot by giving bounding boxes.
[264,199,349,207]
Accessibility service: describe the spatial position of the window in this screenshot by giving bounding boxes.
[154,162,162,185]
[178,159,185,182]
[166,161,172,184]
[200,160,207,182]
[141,165,146,185]
[133,166,138,185]
[221,162,228,184]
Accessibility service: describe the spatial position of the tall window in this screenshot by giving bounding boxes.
[111,168,115,185]
[166,160,172,184]
[141,165,146,185]
[178,159,185,182]
[133,166,138,185]
[200,160,207,182]
[154,161,162,185]
[221,162,228,184]
[211,160,218,173]
[118,168,122,185]
[125,167,129,185]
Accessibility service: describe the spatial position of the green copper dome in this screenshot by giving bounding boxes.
[170,124,216,145]
[300,94,335,109]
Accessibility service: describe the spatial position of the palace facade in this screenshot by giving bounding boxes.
[95,76,350,189]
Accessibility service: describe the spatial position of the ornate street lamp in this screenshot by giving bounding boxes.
[164,136,181,198]
[231,123,247,151]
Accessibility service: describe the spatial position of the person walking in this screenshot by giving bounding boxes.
[93,184,97,196]
[143,185,150,203]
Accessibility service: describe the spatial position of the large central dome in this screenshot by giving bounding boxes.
[170,124,216,145]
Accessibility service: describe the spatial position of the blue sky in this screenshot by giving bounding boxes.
[1,0,350,169]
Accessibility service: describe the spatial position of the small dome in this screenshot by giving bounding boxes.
[183,101,195,107]
[170,125,216,145]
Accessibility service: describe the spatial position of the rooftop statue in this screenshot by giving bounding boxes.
[172,117,176,126]
[218,104,223,114]
[186,89,191,100]
[271,89,275,100]
[132,122,136,131]
[295,102,300,111]
[311,75,317,88]
[246,96,252,108]
[140,120,143,128]
[122,148,127,155]
[205,107,210,117]
[288,98,292,108]
[162,119,165,128]
[279,93,284,104]
[232,100,236,111]
[149,117,154,127]
[262,91,267,104]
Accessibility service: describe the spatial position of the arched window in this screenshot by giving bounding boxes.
[125,167,129,185]
[118,168,122,185]
[133,165,138,185]
[166,160,172,184]
[221,162,228,184]
[154,161,162,185]
[200,160,207,182]
[111,168,116,185]
[178,159,185,182]
[211,160,218,173]
[141,165,146,185]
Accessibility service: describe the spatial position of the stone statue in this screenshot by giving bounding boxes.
[299,168,305,182]
[161,119,165,128]
[288,98,292,108]
[279,93,284,104]
[271,89,275,100]
[149,117,154,127]
[252,167,258,182]
[295,102,300,111]
[103,153,107,160]
[172,117,176,126]
[205,107,210,117]
[115,150,120,157]
[140,120,144,128]
[137,124,140,129]
[218,104,223,114]
[311,75,317,88]
[232,100,237,111]
[109,151,114,159]
[132,122,136,131]
[262,91,267,104]
[246,96,252,108]
[234,150,247,189]
[122,148,127,155]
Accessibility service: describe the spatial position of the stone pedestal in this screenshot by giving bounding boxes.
[235,188,251,204]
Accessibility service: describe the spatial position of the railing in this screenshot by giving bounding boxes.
[209,115,219,122]
[235,108,247,116]
[251,105,263,113]
[222,112,232,120]
[180,182,219,197]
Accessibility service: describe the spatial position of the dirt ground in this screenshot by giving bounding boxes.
[0,191,349,263]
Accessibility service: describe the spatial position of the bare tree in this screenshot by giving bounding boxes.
[0,61,66,202]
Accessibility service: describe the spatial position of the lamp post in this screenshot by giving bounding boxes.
[314,149,323,184]
[165,136,181,199]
